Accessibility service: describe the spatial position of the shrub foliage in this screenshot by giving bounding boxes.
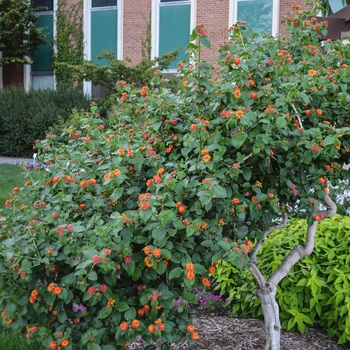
[0,88,90,157]
[0,4,349,350]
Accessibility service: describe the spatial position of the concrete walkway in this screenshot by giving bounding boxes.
[0,156,36,165]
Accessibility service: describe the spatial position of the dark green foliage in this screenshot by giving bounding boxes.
[214,215,350,344]
[0,0,45,66]
[0,88,90,157]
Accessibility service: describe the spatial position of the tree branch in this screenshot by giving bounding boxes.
[269,195,337,286]
[250,213,289,264]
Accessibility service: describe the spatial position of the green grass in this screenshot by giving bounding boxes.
[0,164,27,209]
[0,325,44,350]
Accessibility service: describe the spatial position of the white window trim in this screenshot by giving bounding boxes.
[151,0,196,74]
[83,0,123,96]
[229,0,280,36]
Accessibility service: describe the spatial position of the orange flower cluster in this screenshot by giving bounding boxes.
[208,265,216,274]
[61,339,70,347]
[202,154,211,163]
[47,283,62,295]
[185,262,195,280]
[144,245,162,267]
[120,92,127,103]
[220,110,233,118]
[49,340,58,349]
[187,323,199,340]
[176,201,186,215]
[0,308,13,325]
[106,298,115,308]
[201,277,211,287]
[313,214,324,221]
[131,319,140,329]
[119,321,129,331]
[29,289,39,304]
[25,325,38,339]
[148,318,166,333]
[137,304,150,316]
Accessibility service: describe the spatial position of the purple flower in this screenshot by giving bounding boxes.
[174,299,181,307]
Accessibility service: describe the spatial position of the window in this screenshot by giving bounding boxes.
[160,0,188,2]
[33,0,53,12]
[231,0,278,36]
[92,0,117,7]
[32,1,54,89]
[158,0,191,69]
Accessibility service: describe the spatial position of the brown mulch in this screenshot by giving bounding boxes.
[129,310,348,350]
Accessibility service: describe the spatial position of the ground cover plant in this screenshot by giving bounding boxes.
[214,215,350,344]
[0,2,349,350]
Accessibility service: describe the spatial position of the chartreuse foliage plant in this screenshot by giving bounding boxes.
[214,215,350,344]
[0,2,349,350]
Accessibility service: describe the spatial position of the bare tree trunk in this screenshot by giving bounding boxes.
[250,264,281,350]
[249,195,337,350]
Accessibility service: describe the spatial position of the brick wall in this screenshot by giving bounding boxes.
[196,0,229,68]
[123,0,152,65]
[2,63,23,88]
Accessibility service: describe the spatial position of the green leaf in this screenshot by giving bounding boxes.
[102,345,117,350]
[122,261,135,276]
[98,307,112,319]
[124,307,136,321]
[212,185,227,198]
[116,302,129,312]
[217,240,232,252]
[152,227,167,242]
[242,168,252,181]
[158,210,174,223]
[88,271,98,281]
[58,310,67,323]
[324,135,336,147]
[139,208,153,223]
[199,35,211,48]
[276,117,287,129]
[231,132,248,149]
[168,267,183,280]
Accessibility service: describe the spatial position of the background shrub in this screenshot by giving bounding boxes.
[214,215,350,344]
[0,87,90,157]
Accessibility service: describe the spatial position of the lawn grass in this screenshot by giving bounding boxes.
[0,164,27,208]
[0,325,44,350]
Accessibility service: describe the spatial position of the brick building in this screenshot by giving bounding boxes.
[0,0,347,95]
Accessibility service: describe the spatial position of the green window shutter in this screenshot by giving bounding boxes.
[32,14,53,72]
[91,9,118,65]
[237,0,273,35]
[159,4,190,69]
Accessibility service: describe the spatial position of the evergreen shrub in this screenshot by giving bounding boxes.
[0,87,90,157]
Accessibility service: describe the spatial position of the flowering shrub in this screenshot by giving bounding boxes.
[0,3,350,349]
